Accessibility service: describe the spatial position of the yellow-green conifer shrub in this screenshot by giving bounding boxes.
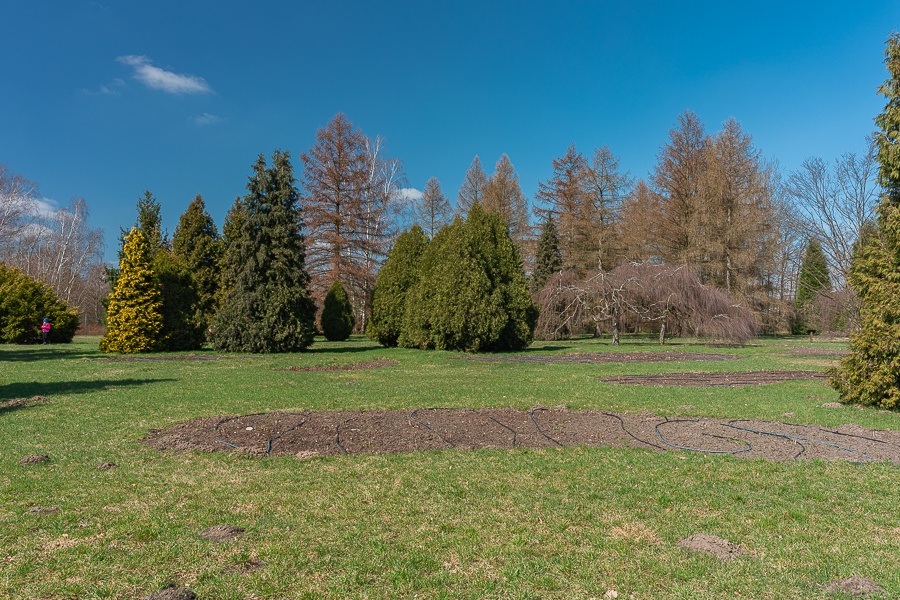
[100,227,164,353]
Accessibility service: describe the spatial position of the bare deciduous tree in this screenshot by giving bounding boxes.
[416,176,452,239]
[483,153,530,249]
[456,156,487,216]
[0,164,39,257]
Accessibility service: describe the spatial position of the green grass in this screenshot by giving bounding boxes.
[2,335,898,599]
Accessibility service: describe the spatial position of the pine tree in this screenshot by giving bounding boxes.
[172,194,221,328]
[456,156,487,216]
[531,217,562,293]
[368,225,429,347]
[417,177,452,239]
[213,151,317,353]
[400,205,537,352]
[100,228,164,353]
[793,239,831,334]
[321,280,355,341]
[829,33,900,408]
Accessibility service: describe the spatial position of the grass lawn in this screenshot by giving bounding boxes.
[2,335,898,599]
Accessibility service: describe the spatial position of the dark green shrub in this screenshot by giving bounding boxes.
[400,205,537,352]
[0,264,79,344]
[368,225,429,347]
[321,280,355,341]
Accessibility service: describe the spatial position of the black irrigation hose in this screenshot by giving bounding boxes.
[654,419,753,454]
[485,414,518,447]
[265,416,309,455]
[215,439,238,449]
[408,409,457,448]
[724,420,876,461]
[601,411,665,450]
[529,407,563,446]
[335,422,349,455]
[817,427,896,446]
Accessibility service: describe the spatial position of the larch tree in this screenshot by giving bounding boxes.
[172,194,221,328]
[617,179,664,263]
[830,32,900,408]
[100,227,164,353]
[456,155,488,216]
[213,150,317,353]
[584,146,631,270]
[416,176,452,239]
[483,154,530,250]
[534,144,590,274]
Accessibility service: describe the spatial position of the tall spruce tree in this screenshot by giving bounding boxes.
[793,239,831,334]
[829,33,900,408]
[213,151,317,353]
[172,195,221,328]
[368,225,429,347]
[400,205,537,352]
[100,228,164,353]
[531,217,562,293]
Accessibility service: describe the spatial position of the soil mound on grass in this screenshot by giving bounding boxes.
[147,584,197,600]
[455,351,740,364]
[19,454,50,465]
[678,534,744,560]
[144,407,900,464]
[825,576,885,597]
[200,524,245,542]
[599,370,826,387]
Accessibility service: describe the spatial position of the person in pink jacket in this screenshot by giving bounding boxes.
[41,318,51,344]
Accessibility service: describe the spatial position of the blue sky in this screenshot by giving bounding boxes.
[3,2,898,261]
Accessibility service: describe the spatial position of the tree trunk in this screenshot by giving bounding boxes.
[659,321,666,345]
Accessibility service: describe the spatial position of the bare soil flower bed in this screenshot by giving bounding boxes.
[598,370,827,387]
[144,407,900,464]
[454,351,740,364]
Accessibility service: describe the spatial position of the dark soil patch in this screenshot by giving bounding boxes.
[284,359,399,372]
[825,576,885,597]
[147,584,197,600]
[144,407,900,464]
[224,560,266,575]
[97,462,118,470]
[456,351,740,364]
[199,524,245,542]
[19,454,50,465]
[599,370,827,387]
[2,396,48,410]
[678,534,745,560]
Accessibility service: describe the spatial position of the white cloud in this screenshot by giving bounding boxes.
[192,112,223,126]
[117,55,212,95]
[82,78,126,96]
[29,198,59,218]
[397,187,423,203]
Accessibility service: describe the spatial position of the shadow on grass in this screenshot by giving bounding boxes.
[0,344,101,363]
[0,378,177,402]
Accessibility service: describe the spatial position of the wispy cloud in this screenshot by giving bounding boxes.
[117,55,212,95]
[82,78,126,96]
[398,187,423,202]
[192,112,223,126]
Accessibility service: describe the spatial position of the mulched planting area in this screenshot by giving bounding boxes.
[598,370,827,387]
[144,407,900,464]
[454,351,741,364]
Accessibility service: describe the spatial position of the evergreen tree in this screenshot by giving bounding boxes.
[100,228,164,353]
[830,33,900,408]
[321,280,355,341]
[213,151,316,353]
[155,249,205,350]
[531,217,562,293]
[105,190,167,293]
[172,194,221,328]
[368,225,429,347]
[456,156,487,216]
[793,239,831,334]
[0,264,79,344]
[400,205,537,352]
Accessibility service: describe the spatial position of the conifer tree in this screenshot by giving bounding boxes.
[172,195,221,328]
[0,264,79,344]
[155,249,205,350]
[531,217,562,293]
[321,280,355,341]
[416,177,452,239]
[368,225,429,347]
[483,154,530,249]
[213,151,316,353]
[793,239,831,334]
[100,228,164,353]
[456,156,487,216]
[400,205,537,352]
[830,33,900,408]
